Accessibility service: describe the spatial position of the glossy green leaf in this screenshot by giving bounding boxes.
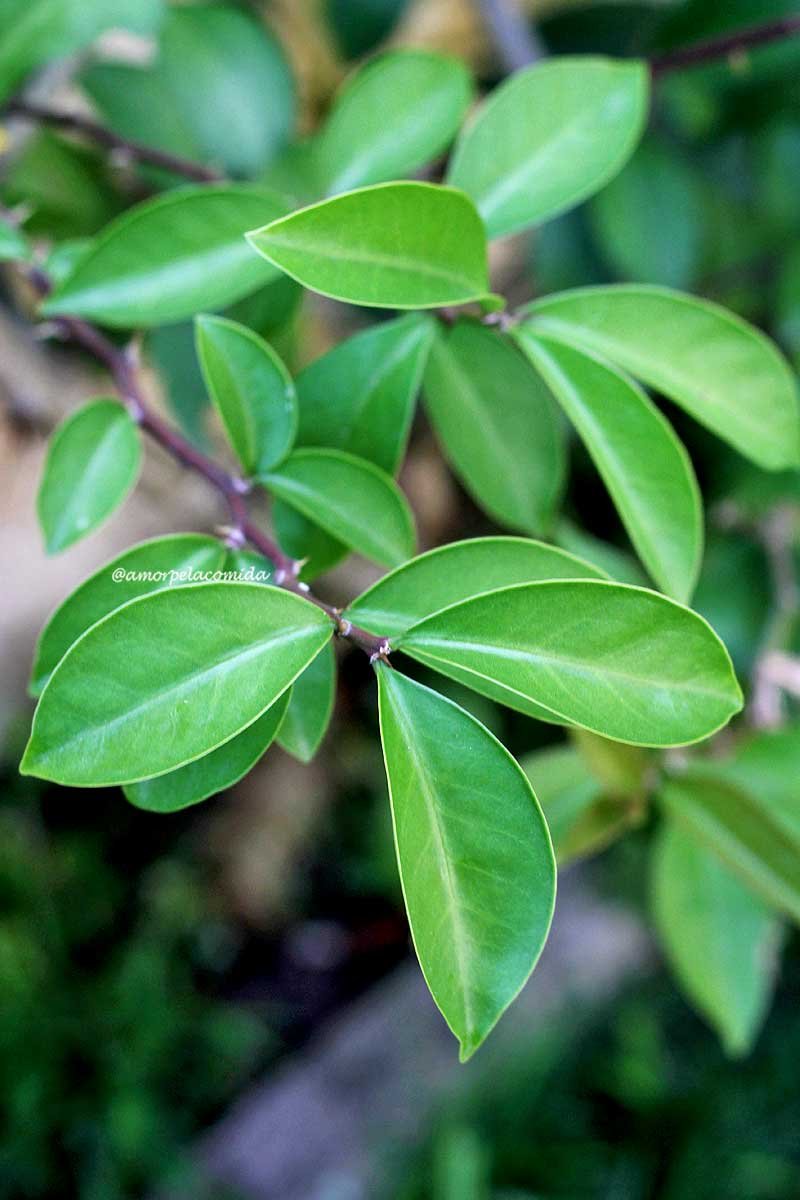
[21,583,333,786]
[652,817,782,1056]
[521,745,636,866]
[246,182,492,310]
[277,640,336,763]
[516,331,702,602]
[447,57,649,238]
[555,518,648,588]
[716,728,800,842]
[272,499,348,582]
[344,536,606,639]
[30,533,227,696]
[295,313,434,474]
[42,185,287,328]
[262,448,415,568]
[660,772,800,924]
[37,399,140,555]
[195,315,296,473]
[124,689,290,813]
[396,581,742,746]
[376,665,556,1060]
[317,50,472,194]
[524,285,800,470]
[424,322,565,536]
[0,216,29,261]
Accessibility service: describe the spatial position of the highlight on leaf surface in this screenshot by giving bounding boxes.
[37,399,141,555]
[21,584,333,787]
[246,182,493,309]
[376,665,556,1060]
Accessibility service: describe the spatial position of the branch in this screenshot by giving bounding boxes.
[651,15,800,77]
[5,99,224,183]
[477,0,545,73]
[24,267,388,660]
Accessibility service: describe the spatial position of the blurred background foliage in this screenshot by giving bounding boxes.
[2,1,800,1197]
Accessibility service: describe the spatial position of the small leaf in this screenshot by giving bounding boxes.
[652,817,782,1056]
[396,581,742,746]
[124,689,290,813]
[277,640,336,763]
[344,536,606,639]
[262,448,416,568]
[21,583,333,786]
[42,185,288,328]
[317,50,472,194]
[272,498,348,582]
[516,331,702,602]
[30,533,227,696]
[195,315,296,473]
[715,727,800,842]
[37,399,141,554]
[447,57,649,238]
[0,216,30,261]
[524,285,800,470]
[246,182,492,310]
[376,665,555,1059]
[660,771,800,924]
[424,321,565,535]
[296,313,434,474]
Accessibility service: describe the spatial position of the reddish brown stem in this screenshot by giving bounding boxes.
[651,15,800,77]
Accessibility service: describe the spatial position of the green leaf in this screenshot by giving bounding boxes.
[195,315,296,474]
[0,216,30,261]
[424,322,565,536]
[317,50,472,194]
[124,689,290,813]
[515,331,702,602]
[524,285,800,470]
[246,182,492,310]
[21,583,333,786]
[344,536,606,639]
[295,313,435,474]
[276,640,336,763]
[37,399,141,554]
[262,448,416,568]
[376,665,555,1059]
[660,771,800,925]
[396,581,742,746]
[651,817,782,1056]
[447,57,649,238]
[30,533,227,696]
[41,185,288,328]
[555,518,648,587]
[715,728,800,842]
[520,745,636,866]
[272,499,348,582]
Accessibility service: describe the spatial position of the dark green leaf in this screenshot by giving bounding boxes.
[195,315,296,473]
[21,583,333,786]
[246,182,493,310]
[37,399,140,554]
[276,640,336,762]
[396,581,742,746]
[424,322,565,535]
[262,448,415,568]
[447,57,649,238]
[272,498,348,582]
[42,185,288,327]
[377,665,555,1059]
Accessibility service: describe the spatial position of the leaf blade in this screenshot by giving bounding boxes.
[276,640,336,762]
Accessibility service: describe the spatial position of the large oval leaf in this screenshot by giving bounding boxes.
[295,313,434,474]
[396,581,742,746]
[30,533,227,696]
[317,50,472,194]
[246,182,492,310]
[37,399,141,554]
[195,314,297,473]
[123,688,291,813]
[262,448,416,568]
[344,536,606,638]
[276,640,336,763]
[447,57,649,238]
[42,185,288,327]
[652,817,781,1056]
[376,665,555,1060]
[424,321,565,535]
[21,583,333,786]
[524,285,800,470]
[516,330,702,602]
